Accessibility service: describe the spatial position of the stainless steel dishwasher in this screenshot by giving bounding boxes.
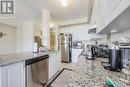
[25,54,49,87]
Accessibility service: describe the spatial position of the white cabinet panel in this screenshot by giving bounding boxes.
[106,0,122,17]
[105,0,130,28]
[90,0,97,25]
[72,49,83,63]
[92,0,130,34]
[96,0,106,33]
[49,53,56,79]
[105,0,123,25]
[49,51,61,79]
[0,62,25,87]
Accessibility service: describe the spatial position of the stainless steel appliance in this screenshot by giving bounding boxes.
[86,45,96,60]
[58,33,72,63]
[109,47,130,70]
[102,44,130,71]
[101,48,121,71]
[109,48,121,70]
[120,48,130,68]
[25,54,49,87]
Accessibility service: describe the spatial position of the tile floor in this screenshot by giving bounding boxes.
[49,55,86,87]
[50,69,72,87]
[49,61,76,87]
[61,62,76,70]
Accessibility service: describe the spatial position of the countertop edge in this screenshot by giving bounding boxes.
[0,50,59,66]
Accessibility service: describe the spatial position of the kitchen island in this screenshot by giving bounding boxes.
[66,57,129,87]
[0,50,61,87]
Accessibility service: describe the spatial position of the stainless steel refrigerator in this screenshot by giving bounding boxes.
[58,33,72,63]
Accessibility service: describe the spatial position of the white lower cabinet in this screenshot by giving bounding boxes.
[49,51,61,79]
[0,52,61,87]
[72,49,83,63]
[0,62,25,87]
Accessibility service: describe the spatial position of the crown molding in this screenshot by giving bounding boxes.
[59,17,88,26]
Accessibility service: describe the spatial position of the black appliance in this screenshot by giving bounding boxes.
[101,48,121,71]
[109,49,121,70]
[102,47,130,71]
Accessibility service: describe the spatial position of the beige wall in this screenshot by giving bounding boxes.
[22,21,34,52]
[0,24,17,55]
[59,24,107,45]
[60,24,91,41]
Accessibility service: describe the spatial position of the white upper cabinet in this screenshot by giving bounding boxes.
[105,0,130,26]
[106,0,121,17]
[96,0,106,33]
[90,0,97,25]
[91,0,130,34]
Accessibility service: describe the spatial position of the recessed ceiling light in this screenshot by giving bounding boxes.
[61,0,68,7]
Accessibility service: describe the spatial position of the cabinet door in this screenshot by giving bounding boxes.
[1,62,25,87]
[49,52,61,79]
[96,0,106,33]
[105,0,130,26]
[106,0,122,18]
[90,0,97,25]
[55,52,61,73]
[49,54,53,79]
[51,53,56,76]
[49,53,56,79]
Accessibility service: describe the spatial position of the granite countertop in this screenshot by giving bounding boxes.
[66,57,129,87]
[0,50,58,66]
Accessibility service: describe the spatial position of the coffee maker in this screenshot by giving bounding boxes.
[102,47,130,71]
[109,47,121,70]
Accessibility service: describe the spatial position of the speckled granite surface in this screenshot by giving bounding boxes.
[66,57,129,87]
[0,51,58,66]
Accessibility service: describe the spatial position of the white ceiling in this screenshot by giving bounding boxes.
[22,0,89,21]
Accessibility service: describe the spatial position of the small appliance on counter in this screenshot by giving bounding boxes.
[102,44,130,71]
[72,41,84,49]
[109,47,121,70]
[96,44,109,58]
[86,45,96,60]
